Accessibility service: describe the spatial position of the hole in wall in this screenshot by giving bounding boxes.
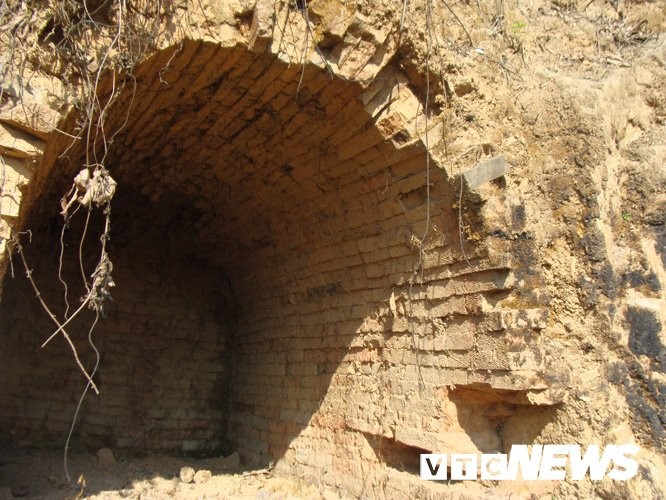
[38,18,65,47]
[0,38,561,492]
[0,41,460,466]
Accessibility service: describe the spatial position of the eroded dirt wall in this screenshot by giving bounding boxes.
[0,1,664,498]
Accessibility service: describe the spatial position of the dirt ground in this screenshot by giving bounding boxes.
[0,0,665,498]
[0,449,333,500]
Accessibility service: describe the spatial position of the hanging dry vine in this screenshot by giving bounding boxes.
[402,0,478,393]
[1,0,173,483]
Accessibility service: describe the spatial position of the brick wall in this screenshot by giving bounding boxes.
[0,38,558,496]
[0,201,232,454]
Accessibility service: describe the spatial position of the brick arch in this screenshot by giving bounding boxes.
[0,34,559,496]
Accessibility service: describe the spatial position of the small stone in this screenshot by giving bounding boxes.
[193,469,212,484]
[179,466,195,483]
[0,486,14,500]
[96,448,115,466]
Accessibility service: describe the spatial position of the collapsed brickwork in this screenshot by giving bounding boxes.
[1,0,664,498]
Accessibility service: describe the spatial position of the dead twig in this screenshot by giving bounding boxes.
[400,0,409,31]
[441,0,474,47]
[2,0,159,486]
[10,234,99,395]
[296,0,311,95]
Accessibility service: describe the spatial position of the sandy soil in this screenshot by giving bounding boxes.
[0,1,664,498]
[0,449,333,500]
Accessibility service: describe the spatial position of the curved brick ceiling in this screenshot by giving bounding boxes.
[3,38,558,490]
[30,41,459,299]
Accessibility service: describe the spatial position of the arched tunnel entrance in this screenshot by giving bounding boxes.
[0,39,557,493]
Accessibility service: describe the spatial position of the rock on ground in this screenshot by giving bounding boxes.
[179,466,195,484]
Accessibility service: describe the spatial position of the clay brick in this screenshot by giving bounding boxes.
[126,41,204,139]
[0,31,560,498]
